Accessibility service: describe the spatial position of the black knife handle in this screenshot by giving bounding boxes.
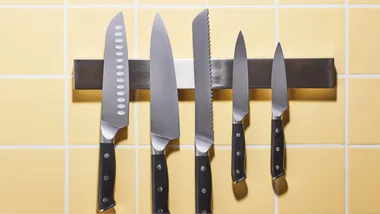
[196,155,212,214]
[271,118,285,180]
[98,143,116,212]
[231,123,246,183]
[152,154,170,214]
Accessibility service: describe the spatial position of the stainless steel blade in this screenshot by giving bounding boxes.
[101,11,129,136]
[271,42,288,118]
[232,31,249,123]
[193,9,214,154]
[150,13,180,152]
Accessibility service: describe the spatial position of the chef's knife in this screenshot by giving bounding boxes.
[270,42,288,180]
[150,13,180,214]
[97,12,129,212]
[231,31,249,184]
[192,8,214,214]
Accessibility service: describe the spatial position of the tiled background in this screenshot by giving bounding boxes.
[0,0,379,214]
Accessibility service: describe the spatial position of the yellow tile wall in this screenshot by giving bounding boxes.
[0,1,378,214]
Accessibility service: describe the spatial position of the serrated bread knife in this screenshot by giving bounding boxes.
[270,42,288,180]
[150,13,180,214]
[192,9,214,214]
[231,31,249,184]
[97,12,129,212]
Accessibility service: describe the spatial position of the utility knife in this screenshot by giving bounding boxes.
[150,13,180,214]
[231,31,249,184]
[270,42,288,180]
[97,12,129,212]
[192,9,214,214]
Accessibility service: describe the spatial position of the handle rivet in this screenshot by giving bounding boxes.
[157,209,163,213]
[201,166,206,171]
[102,197,108,203]
[236,133,241,137]
[237,151,241,156]
[276,147,280,152]
[236,169,240,174]
[275,165,280,170]
[104,153,109,159]
[157,186,163,192]
[201,188,207,194]
[275,128,280,133]
[156,164,162,170]
[202,211,207,214]
[104,175,109,181]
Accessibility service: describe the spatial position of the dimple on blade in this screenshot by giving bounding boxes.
[193,8,214,153]
[101,12,129,129]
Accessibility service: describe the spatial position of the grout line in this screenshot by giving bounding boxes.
[344,0,349,213]
[133,0,139,213]
[63,0,69,213]
[274,0,279,213]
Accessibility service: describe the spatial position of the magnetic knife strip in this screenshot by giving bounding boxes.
[73,58,336,90]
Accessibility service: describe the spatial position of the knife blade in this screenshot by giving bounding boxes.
[150,13,180,214]
[270,42,288,180]
[192,8,214,214]
[97,11,129,212]
[231,31,249,184]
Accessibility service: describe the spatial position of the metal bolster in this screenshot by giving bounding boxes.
[73,58,337,90]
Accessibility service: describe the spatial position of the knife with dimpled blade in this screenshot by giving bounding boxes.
[271,42,288,180]
[97,11,129,212]
[150,13,180,214]
[192,8,214,214]
[231,31,249,184]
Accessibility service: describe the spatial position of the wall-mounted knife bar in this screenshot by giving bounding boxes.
[73,58,336,90]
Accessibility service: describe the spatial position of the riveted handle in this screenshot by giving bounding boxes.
[231,123,246,183]
[196,155,212,214]
[152,154,170,214]
[98,143,116,212]
[271,118,285,180]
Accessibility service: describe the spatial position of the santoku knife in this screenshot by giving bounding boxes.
[150,13,180,214]
[192,8,214,214]
[231,31,249,184]
[270,42,288,180]
[97,11,129,212]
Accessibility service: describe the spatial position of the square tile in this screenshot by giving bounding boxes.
[278,148,345,213]
[69,148,136,214]
[349,8,380,74]
[138,8,203,58]
[0,9,63,74]
[208,0,274,4]
[139,0,204,4]
[69,0,133,4]
[209,8,275,58]
[0,149,65,214]
[349,79,380,144]
[0,79,64,145]
[0,0,63,4]
[68,8,135,74]
[138,148,274,214]
[278,8,345,74]
[349,148,380,213]
[68,80,135,145]
[279,0,343,3]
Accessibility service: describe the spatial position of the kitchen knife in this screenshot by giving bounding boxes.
[192,8,214,214]
[231,31,249,184]
[150,13,180,214]
[270,42,288,180]
[97,12,129,212]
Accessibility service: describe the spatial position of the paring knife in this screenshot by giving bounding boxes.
[270,42,288,180]
[192,8,214,214]
[97,12,129,212]
[150,13,180,214]
[231,31,249,184]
